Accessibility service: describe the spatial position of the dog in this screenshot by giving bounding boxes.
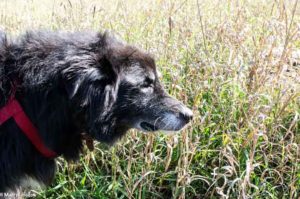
[0,30,193,191]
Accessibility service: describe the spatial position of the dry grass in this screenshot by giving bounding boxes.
[0,0,299,198]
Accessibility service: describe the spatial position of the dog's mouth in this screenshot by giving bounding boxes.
[140,121,159,131]
[137,110,193,132]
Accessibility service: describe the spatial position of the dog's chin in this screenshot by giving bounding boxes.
[89,124,131,144]
[140,121,160,131]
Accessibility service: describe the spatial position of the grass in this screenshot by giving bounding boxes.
[1,0,299,198]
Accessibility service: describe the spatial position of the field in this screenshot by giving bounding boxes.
[0,0,299,198]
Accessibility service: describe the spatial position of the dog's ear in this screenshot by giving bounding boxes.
[62,69,82,99]
[62,66,104,99]
[62,31,125,108]
[96,31,134,69]
[91,55,120,112]
[62,54,120,108]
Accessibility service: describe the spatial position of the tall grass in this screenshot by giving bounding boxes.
[0,0,299,198]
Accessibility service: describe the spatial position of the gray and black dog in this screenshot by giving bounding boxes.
[0,30,193,191]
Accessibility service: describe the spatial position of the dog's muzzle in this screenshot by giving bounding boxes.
[138,96,193,132]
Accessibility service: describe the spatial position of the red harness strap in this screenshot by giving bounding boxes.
[0,97,57,158]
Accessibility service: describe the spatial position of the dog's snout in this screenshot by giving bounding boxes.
[179,106,193,123]
[154,96,193,131]
[163,96,193,123]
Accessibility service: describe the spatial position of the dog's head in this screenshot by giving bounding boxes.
[63,32,193,143]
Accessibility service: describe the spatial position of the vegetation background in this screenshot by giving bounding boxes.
[0,0,299,198]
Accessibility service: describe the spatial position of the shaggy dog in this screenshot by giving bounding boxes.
[0,30,193,191]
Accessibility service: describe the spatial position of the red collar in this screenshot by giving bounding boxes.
[0,96,57,158]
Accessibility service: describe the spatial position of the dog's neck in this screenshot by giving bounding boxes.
[18,85,86,161]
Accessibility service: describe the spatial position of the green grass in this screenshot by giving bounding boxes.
[1,0,299,198]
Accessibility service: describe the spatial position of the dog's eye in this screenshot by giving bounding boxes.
[141,78,154,88]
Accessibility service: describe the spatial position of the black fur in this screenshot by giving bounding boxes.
[0,30,193,191]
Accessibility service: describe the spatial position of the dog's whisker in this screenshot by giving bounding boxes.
[153,116,163,128]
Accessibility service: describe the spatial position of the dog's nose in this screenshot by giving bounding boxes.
[179,107,193,123]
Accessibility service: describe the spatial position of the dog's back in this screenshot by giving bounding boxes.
[0,30,7,106]
[0,30,5,44]
[0,31,14,107]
